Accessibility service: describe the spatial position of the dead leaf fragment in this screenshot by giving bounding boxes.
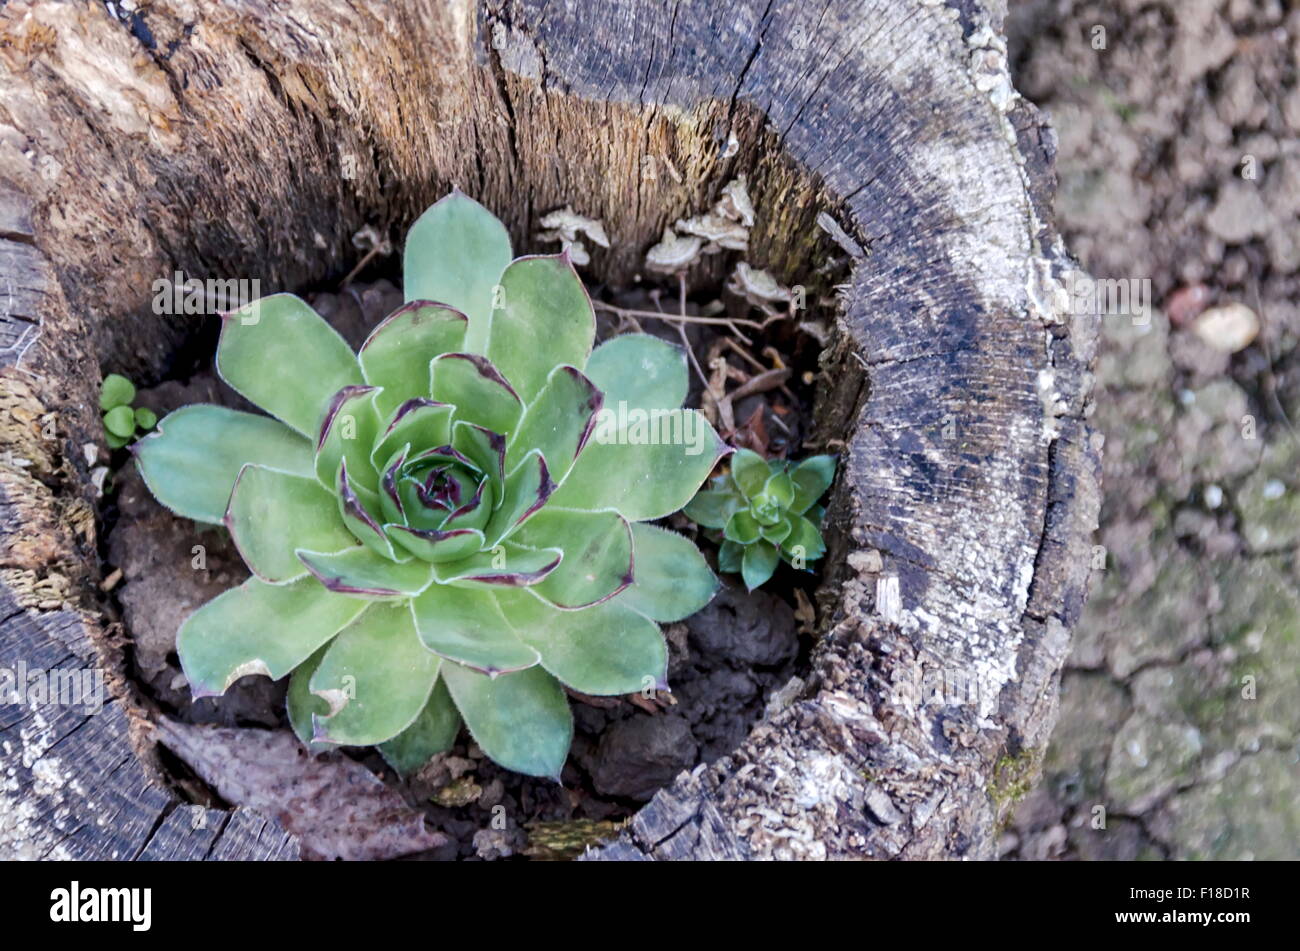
[156,718,446,861]
[675,212,749,251]
[728,261,792,304]
[537,206,610,265]
[719,176,756,227]
[645,227,704,272]
[538,206,610,248]
[793,588,816,635]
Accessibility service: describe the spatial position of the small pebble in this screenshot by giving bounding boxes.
[1165,283,1212,327]
[1190,302,1259,353]
[848,549,883,573]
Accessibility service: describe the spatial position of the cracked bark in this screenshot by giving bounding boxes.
[0,0,1098,860]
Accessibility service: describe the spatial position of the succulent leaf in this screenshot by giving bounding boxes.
[763,469,796,509]
[359,301,468,417]
[296,545,434,598]
[496,589,667,696]
[403,190,513,351]
[135,404,315,524]
[100,377,153,447]
[450,421,507,488]
[583,333,687,412]
[440,660,573,780]
[484,255,595,403]
[724,509,761,545]
[681,489,741,529]
[411,584,540,674]
[377,676,461,777]
[309,602,442,746]
[100,372,136,410]
[337,460,409,561]
[741,539,780,592]
[749,494,782,525]
[718,539,745,574]
[547,408,727,519]
[790,454,838,514]
[440,479,495,533]
[761,516,793,544]
[781,514,826,562]
[618,523,719,622]
[225,465,357,583]
[218,294,362,437]
[103,404,136,438]
[429,352,522,436]
[484,449,554,545]
[176,577,367,698]
[287,644,333,753]
[505,365,602,481]
[370,399,455,475]
[386,524,486,563]
[729,448,770,499]
[515,508,633,609]
[314,385,382,493]
[429,542,562,588]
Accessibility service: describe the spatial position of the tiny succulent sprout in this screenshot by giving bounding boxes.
[100,372,136,410]
[133,191,729,779]
[683,448,836,592]
[100,373,157,449]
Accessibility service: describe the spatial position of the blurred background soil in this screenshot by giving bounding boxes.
[1002,0,1299,859]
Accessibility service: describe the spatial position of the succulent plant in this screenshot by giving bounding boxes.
[101,373,157,449]
[134,191,728,779]
[682,449,835,591]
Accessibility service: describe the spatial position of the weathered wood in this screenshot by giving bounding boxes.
[0,587,298,860]
[0,0,1098,860]
[0,353,295,859]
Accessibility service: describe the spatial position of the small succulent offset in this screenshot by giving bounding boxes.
[101,373,157,449]
[134,192,728,779]
[683,449,836,591]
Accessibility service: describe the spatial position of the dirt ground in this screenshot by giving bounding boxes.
[1003,0,1300,859]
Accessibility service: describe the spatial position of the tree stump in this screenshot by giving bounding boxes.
[0,0,1099,860]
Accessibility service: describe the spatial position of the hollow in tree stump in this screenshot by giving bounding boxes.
[0,0,1099,860]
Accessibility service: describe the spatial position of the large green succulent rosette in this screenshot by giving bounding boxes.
[135,192,728,779]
